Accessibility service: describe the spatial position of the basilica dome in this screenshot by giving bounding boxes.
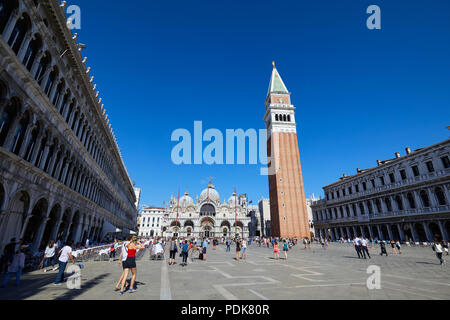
[180,191,194,208]
[199,184,220,203]
[228,191,238,206]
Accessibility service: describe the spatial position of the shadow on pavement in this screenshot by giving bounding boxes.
[55,273,109,300]
[0,272,58,300]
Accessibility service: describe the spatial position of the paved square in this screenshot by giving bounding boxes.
[0,243,449,300]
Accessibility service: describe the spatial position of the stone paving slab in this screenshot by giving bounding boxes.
[0,243,448,300]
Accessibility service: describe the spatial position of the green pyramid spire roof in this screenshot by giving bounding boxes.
[267,61,289,97]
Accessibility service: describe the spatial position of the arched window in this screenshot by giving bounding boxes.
[434,187,447,206]
[420,190,430,207]
[65,101,75,123]
[275,114,279,121]
[7,14,31,54]
[44,66,58,96]
[0,0,19,34]
[0,97,20,146]
[52,79,64,107]
[23,34,42,71]
[367,201,373,214]
[352,204,357,216]
[283,114,287,122]
[407,192,416,209]
[35,52,51,85]
[287,115,291,122]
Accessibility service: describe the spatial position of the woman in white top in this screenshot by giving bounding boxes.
[241,239,247,260]
[40,240,56,272]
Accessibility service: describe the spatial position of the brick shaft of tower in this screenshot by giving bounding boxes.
[264,63,310,239]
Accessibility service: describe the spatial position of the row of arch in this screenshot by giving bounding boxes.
[0,182,105,252]
[0,1,115,179]
[317,220,450,242]
[274,114,291,122]
[0,85,126,216]
[314,186,448,222]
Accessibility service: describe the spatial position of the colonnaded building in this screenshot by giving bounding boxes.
[0,0,137,253]
[311,139,450,242]
[165,182,251,238]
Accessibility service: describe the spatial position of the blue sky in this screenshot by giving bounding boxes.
[73,0,450,209]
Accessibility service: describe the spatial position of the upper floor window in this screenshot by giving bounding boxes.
[362,182,367,191]
[355,184,359,193]
[389,173,395,183]
[435,187,447,206]
[420,190,430,207]
[400,169,407,180]
[411,165,420,177]
[441,156,450,169]
[371,179,375,188]
[348,186,352,194]
[425,161,434,173]
[379,176,385,186]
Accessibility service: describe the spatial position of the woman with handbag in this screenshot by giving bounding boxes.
[168,237,178,265]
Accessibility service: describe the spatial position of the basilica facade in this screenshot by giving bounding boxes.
[165,183,251,238]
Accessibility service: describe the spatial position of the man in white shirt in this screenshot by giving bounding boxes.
[353,236,363,259]
[433,240,445,265]
[360,237,371,259]
[54,240,75,285]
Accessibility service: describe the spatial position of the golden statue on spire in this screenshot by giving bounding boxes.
[272,61,276,68]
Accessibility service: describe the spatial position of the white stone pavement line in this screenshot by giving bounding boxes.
[278,263,325,282]
[248,289,269,300]
[382,274,450,287]
[210,266,280,300]
[382,280,448,297]
[381,284,442,300]
[160,255,172,300]
[283,282,366,289]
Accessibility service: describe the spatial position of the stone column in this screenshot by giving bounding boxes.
[386,224,393,240]
[50,215,63,241]
[409,223,418,242]
[368,225,374,239]
[380,198,388,214]
[345,226,351,239]
[3,114,23,151]
[340,227,345,239]
[352,226,358,237]
[17,32,33,65]
[2,11,21,43]
[423,222,433,242]
[30,50,44,79]
[38,143,51,171]
[438,220,449,242]
[397,224,405,241]
[32,213,51,253]
[427,188,439,208]
[17,123,34,158]
[360,225,365,238]
[30,136,44,167]
[376,225,383,240]
[413,190,423,209]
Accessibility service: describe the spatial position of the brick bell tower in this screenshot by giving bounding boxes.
[264,62,310,239]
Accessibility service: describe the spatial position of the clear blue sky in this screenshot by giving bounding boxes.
[73,0,450,209]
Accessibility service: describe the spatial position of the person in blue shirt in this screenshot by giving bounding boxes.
[202,238,208,261]
[181,240,189,266]
[226,238,231,252]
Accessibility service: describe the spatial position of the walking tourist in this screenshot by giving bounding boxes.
[226,237,231,252]
[241,238,247,260]
[40,240,56,272]
[395,240,402,254]
[118,236,145,294]
[54,240,75,285]
[115,237,130,291]
[379,240,388,256]
[1,238,17,274]
[361,237,371,259]
[235,238,241,261]
[202,238,208,261]
[168,237,178,265]
[283,239,289,260]
[273,240,280,260]
[390,240,397,255]
[181,240,189,266]
[0,245,26,288]
[432,239,445,265]
[353,236,362,258]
